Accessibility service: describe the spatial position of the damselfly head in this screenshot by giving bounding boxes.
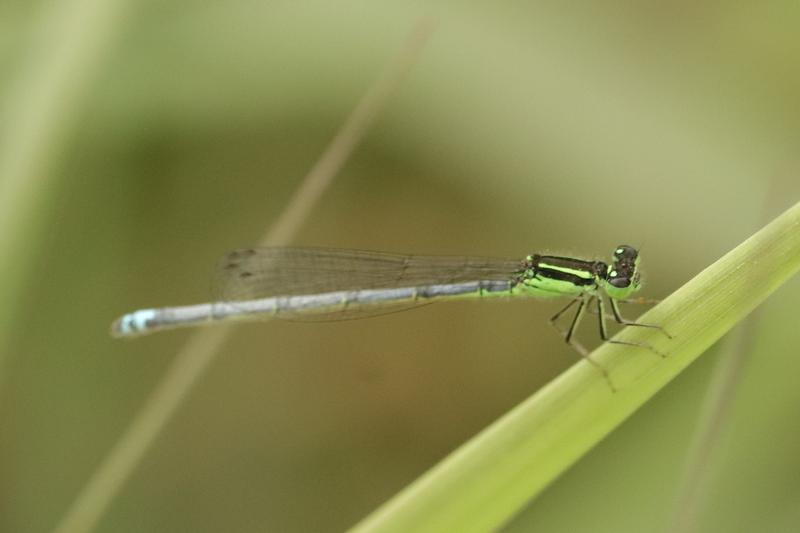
[602,245,642,298]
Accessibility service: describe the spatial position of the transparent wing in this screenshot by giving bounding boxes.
[213,247,523,321]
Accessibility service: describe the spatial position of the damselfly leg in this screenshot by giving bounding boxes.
[609,298,673,339]
[597,297,667,358]
[549,296,616,391]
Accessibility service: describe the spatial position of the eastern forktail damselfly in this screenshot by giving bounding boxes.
[112,245,671,385]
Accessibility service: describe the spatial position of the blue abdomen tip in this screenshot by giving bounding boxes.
[118,309,157,336]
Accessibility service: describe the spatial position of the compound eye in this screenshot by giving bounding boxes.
[609,276,631,288]
[614,245,638,262]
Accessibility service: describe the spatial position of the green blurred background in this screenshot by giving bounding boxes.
[2,1,799,532]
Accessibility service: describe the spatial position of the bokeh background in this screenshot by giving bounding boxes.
[2,1,800,532]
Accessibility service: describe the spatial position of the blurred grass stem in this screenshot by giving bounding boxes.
[51,21,434,533]
[665,324,753,533]
[0,0,130,386]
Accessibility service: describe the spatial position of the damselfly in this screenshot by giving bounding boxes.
[112,245,671,386]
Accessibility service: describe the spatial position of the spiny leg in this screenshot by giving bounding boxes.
[549,296,616,392]
[550,297,579,323]
[609,298,673,339]
[597,297,667,358]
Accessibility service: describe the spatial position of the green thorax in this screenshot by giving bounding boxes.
[513,245,643,300]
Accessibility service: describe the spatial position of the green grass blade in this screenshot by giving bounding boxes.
[350,200,800,533]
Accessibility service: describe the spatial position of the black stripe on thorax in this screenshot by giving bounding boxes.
[534,255,597,271]
[536,268,597,286]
